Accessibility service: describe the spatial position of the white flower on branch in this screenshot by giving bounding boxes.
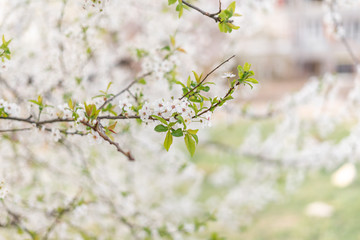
[0,99,20,116]
[222,72,236,79]
[118,99,133,113]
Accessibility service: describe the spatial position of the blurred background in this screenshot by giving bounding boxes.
[196,0,360,239]
[1,0,360,239]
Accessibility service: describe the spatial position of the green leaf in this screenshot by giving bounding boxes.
[106,82,113,92]
[150,115,168,125]
[244,62,251,71]
[164,131,173,151]
[28,100,40,106]
[68,99,74,110]
[162,45,171,51]
[168,0,177,5]
[92,94,105,99]
[176,3,184,18]
[184,133,196,156]
[170,35,176,46]
[171,128,183,137]
[228,23,240,30]
[37,95,43,105]
[193,71,201,83]
[191,133,199,144]
[187,76,191,88]
[203,86,210,92]
[246,78,258,84]
[223,95,234,101]
[204,82,215,85]
[187,129,198,135]
[244,82,253,89]
[227,1,236,13]
[138,78,147,85]
[174,80,186,88]
[155,124,169,132]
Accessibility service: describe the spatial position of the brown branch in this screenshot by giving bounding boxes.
[0,116,73,125]
[196,80,239,117]
[0,127,32,133]
[180,55,235,100]
[81,120,135,161]
[328,1,360,66]
[97,115,140,120]
[182,0,222,22]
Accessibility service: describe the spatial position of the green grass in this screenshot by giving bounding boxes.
[192,119,360,240]
[235,172,360,240]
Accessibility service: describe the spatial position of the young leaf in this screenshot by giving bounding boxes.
[164,130,173,151]
[246,78,258,84]
[193,71,200,83]
[184,133,196,156]
[176,47,186,53]
[68,99,74,110]
[170,35,176,47]
[106,82,113,92]
[187,76,191,88]
[244,62,251,71]
[187,129,198,135]
[227,1,236,13]
[191,133,199,145]
[138,78,147,85]
[151,115,168,125]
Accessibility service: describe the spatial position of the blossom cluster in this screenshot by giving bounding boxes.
[139,99,193,123]
[0,99,20,116]
[323,1,346,39]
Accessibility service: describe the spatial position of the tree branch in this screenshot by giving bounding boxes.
[196,81,239,117]
[98,72,152,111]
[182,0,222,22]
[81,120,135,161]
[328,0,360,66]
[180,55,235,100]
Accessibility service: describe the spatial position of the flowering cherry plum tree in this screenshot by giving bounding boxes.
[0,0,261,239]
[0,1,254,160]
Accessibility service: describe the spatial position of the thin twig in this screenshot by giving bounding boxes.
[180,55,235,100]
[328,0,360,66]
[81,120,135,161]
[182,0,222,22]
[0,127,32,133]
[0,116,73,125]
[196,81,239,117]
[98,72,152,111]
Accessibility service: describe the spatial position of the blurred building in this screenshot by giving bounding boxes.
[242,0,360,80]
